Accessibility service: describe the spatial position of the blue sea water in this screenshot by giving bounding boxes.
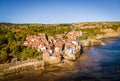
[59,38,120,81]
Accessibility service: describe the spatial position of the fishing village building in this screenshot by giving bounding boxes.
[23,31,83,64]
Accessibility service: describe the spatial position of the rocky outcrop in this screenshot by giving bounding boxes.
[90,39,106,46]
[79,40,90,47]
[63,49,80,61]
[63,59,73,65]
[43,54,61,65]
[79,39,105,47]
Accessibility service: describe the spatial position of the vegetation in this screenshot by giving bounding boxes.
[78,32,88,41]
[0,26,40,63]
[81,28,104,38]
[0,22,120,63]
[62,35,68,40]
[0,23,71,63]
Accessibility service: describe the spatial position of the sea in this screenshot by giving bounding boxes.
[58,37,120,81]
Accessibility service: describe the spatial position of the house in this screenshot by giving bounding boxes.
[48,36,54,43]
[66,31,82,42]
[53,51,61,58]
[42,50,61,64]
[65,46,75,55]
[64,42,81,61]
[55,34,63,39]
[64,43,76,55]
[40,44,46,51]
[23,30,82,64]
[54,46,59,52]
[54,38,65,53]
[71,40,78,45]
[23,41,29,46]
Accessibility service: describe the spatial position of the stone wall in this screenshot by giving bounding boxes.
[0,59,44,79]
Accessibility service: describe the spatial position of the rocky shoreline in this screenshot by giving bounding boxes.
[0,28,120,80]
[0,51,90,81]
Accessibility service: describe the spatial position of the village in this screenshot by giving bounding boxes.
[23,30,83,64]
[0,30,84,79]
[1,22,120,79]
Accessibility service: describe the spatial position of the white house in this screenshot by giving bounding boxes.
[65,46,75,55]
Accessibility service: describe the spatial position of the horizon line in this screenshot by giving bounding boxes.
[0,21,120,24]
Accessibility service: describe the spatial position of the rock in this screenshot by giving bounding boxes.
[101,41,106,46]
[63,50,80,61]
[95,34,103,39]
[80,40,90,47]
[34,60,44,70]
[90,39,106,46]
[63,59,73,65]
[43,54,61,65]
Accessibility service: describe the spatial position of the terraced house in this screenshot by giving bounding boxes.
[23,31,82,64]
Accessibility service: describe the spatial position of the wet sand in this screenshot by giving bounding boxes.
[0,51,90,81]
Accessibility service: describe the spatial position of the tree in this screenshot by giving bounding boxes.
[0,47,8,63]
[62,35,68,40]
[21,47,39,59]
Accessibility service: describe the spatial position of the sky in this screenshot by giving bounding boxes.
[0,0,120,24]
